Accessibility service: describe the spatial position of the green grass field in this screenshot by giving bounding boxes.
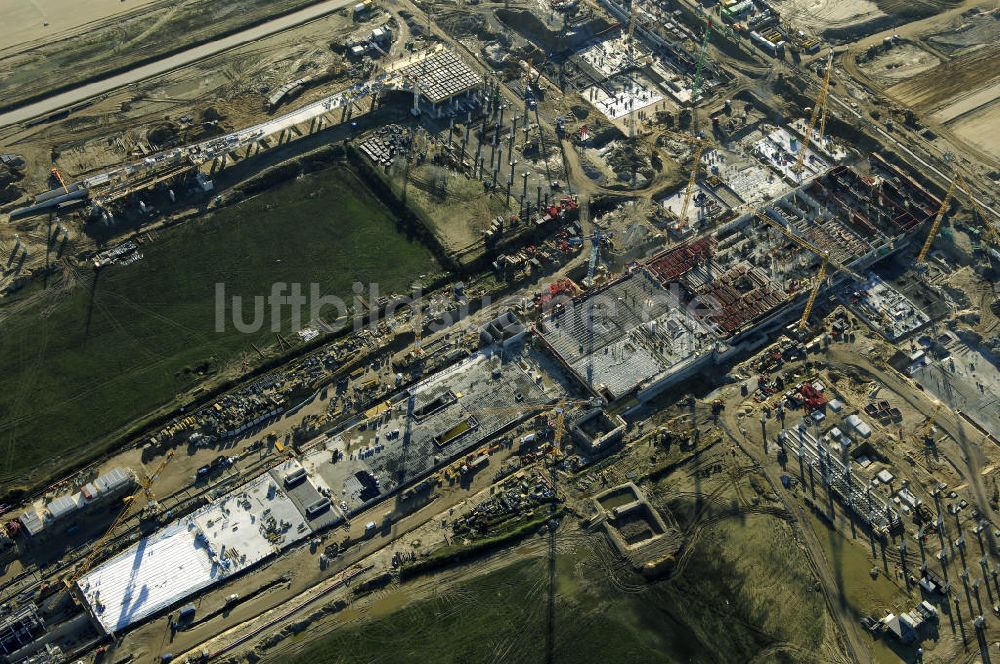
[0,166,438,492]
[277,510,828,664]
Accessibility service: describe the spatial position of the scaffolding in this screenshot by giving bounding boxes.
[781,425,901,535]
[0,604,45,656]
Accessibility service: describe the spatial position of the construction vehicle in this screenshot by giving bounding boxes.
[49,167,70,194]
[917,173,958,264]
[916,402,943,442]
[793,50,834,175]
[64,451,175,590]
[755,212,863,330]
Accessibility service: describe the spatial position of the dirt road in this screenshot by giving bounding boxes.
[0,0,356,128]
[716,399,874,664]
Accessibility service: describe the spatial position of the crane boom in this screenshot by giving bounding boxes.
[755,213,864,282]
[798,259,828,331]
[793,51,833,175]
[917,403,943,439]
[584,230,611,287]
[817,60,834,142]
[917,175,958,264]
[552,408,566,451]
[65,451,175,589]
[141,450,175,501]
[965,191,1000,247]
[50,167,70,194]
[678,138,706,226]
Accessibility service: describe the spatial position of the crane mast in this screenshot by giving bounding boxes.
[678,138,706,227]
[64,451,175,590]
[793,50,834,175]
[692,22,712,102]
[799,259,828,331]
[755,212,864,331]
[627,0,639,137]
[916,174,958,264]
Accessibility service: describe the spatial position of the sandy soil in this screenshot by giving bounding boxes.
[860,42,942,83]
[767,0,886,35]
[932,78,1000,123]
[886,45,1000,110]
[947,99,1000,162]
[0,0,162,50]
[0,9,359,191]
[926,8,1000,55]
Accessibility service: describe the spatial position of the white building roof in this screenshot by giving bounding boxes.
[78,470,316,634]
[47,493,82,520]
[95,467,133,494]
[79,522,220,633]
[18,510,44,536]
[845,414,873,438]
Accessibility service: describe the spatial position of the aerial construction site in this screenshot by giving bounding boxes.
[0,0,999,662]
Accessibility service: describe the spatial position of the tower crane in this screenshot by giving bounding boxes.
[916,173,958,264]
[64,451,175,590]
[968,193,1000,250]
[756,213,863,282]
[576,230,612,287]
[456,399,593,460]
[412,300,424,354]
[755,212,864,331]
[689,21,712,133]
[627,0,640,138]
[552,407,567,452]
[793,50,834,176]
[692,21,712,103]
[660,130,719,228]
[679,137,707,226]
[816,60,834,144]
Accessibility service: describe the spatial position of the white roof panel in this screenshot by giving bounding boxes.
[78,470,316,633]
[47,493,82,520]
[78,522,220,633]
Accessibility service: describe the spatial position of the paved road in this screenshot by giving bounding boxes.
[0,0,356,129]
